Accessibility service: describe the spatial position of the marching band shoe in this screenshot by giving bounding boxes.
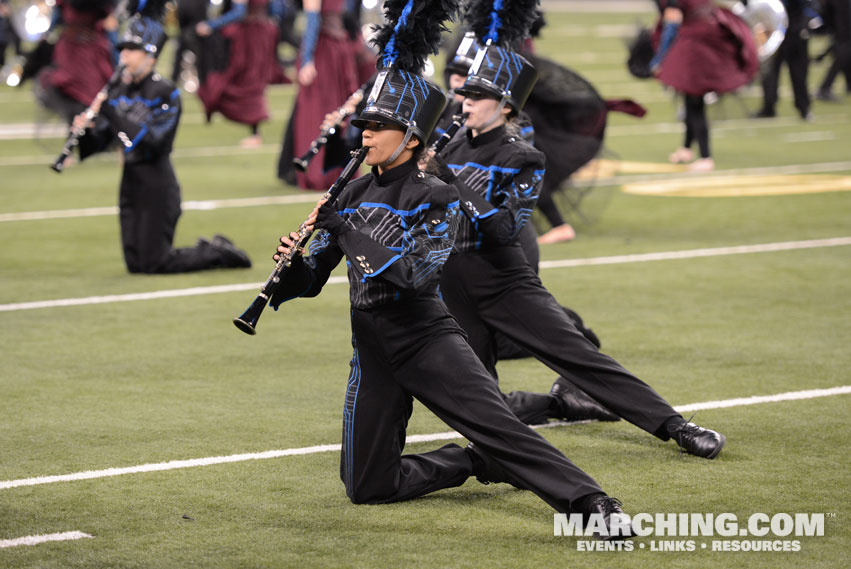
[688,157,714,172]
[667,419,726,459]
[537,223,576,245]
[668,147,694,164]
[465,442,511,485]
[580,495,635,541]
[751,108,776,118]
[550,378,619,422]
[815,89,839,102]
[209,235,252,268]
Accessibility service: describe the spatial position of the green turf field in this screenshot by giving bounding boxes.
[1,2,850,567]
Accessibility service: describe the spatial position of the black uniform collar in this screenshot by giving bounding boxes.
[466,124,506,148]
[371,156,417,187]
[126,71,155,91]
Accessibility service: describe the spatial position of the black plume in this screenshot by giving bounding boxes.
[464,0,542,47]
[125,0,169,19]
[371,0,462,71]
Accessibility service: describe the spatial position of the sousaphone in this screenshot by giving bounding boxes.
[716,0,788,61]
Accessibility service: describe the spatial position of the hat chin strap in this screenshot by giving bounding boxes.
[380,128,414,168]
[479,98,508,131]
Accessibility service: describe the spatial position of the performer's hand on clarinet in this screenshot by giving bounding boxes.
[273,199,323,260]
[321,110,342,132]
[71,112,93,133]
[71,94,104,132]
[274,232,303,260]
[418,149,436,171]
[314,200,351,237]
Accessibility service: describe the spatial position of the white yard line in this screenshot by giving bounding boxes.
[0,143,280,166]
[0,531,93,548]
[1,238,848,313]
[0,194,319,222]
[537,237,851,269]
[3,160,851,223]
[0,277,345,312]
[0,113,847,164]
[1,385,848,491]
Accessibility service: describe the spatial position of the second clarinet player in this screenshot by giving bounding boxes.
[71,0,252,274]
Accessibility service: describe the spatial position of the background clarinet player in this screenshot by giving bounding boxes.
[71,0,252,274]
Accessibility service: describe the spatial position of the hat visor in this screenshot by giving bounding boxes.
[453,83,502,100]
[444,63,471,77]
[350,111,408,131]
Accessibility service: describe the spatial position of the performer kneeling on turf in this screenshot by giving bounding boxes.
[428,0,726,458]
[269,0,634,540]
[73,0,251,274]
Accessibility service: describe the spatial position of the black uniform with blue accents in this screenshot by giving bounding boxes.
[78,71,249,273]
[438,123,683,435]
[269,157,606,508]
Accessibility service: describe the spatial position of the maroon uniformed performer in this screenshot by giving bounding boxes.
[651,0,759,171]
[196,0,282,147]
[36,0,117,124]
[282,0,375,190]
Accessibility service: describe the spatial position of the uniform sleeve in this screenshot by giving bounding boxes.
[206,0,247,30]
[101,86,181,157]
[458,148,545,245]
[337,183,460,291]
[269,229,346,308]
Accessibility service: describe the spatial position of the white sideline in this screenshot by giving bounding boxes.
[1,237,849,313]
[1,386,849,491]
[537,237,851,269]
[0,531,93,548]
[3,159,851,222]
[0,194,319,222]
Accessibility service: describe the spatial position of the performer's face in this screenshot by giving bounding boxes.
[449,74,467,102]
[462,93,510,133]
[119,48,155,82]
[361,121,419,170]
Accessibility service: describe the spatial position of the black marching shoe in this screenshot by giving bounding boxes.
[750,108,776,119]
[667,418,725,459]
[465,442,512,485]
[210,234,252,268]
[581,495,635,541]
[550,377,619,422]
[815,89,839,102]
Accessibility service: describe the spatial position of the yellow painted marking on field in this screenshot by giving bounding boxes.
[621,174,851,197]
[573,159,689,180]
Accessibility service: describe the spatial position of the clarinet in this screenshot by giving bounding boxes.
[430,112,468,154]
[234,145,370,335]
[50,64,126,173]
[292,86,366,172]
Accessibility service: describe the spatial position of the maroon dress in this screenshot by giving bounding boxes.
[292,0,375,190]
[39,0,114,106]
[197,0,280,126]
[653,0,758,96]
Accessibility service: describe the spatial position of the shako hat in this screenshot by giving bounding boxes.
[351,0,461,145]
[455,0,541,112]
[118,0,169,56]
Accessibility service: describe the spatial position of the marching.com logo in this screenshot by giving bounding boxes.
[554,513,829,552]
